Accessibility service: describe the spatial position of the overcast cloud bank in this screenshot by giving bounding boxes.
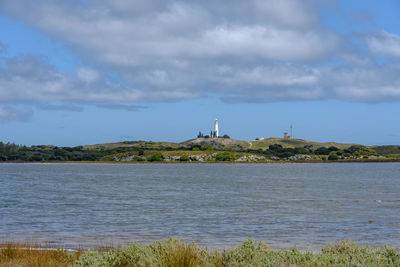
[1,0,400,121]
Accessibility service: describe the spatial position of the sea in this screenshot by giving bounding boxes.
[0,163,399,251]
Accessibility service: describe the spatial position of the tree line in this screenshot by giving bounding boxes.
[0,141,380,162]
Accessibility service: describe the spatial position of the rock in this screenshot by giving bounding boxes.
[287,155,312,161]
[236,154,267,162]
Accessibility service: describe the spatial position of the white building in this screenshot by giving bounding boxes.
[214,119,219,138]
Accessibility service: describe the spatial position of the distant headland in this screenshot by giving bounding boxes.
[2,118,399,163]
[1,136,399,163]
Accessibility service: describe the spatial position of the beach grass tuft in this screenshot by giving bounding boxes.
[0,242,80,266]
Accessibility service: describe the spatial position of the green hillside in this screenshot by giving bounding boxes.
[249,138,356,150]
[371,145,400,155]
[180,137,251,150]
[84,137,358,151]
[83,140,179,150]
[2,138,399,162]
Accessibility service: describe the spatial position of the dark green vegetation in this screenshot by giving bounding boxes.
[1,138,399,163]
[3,239,398,266]
[372,145,400,157]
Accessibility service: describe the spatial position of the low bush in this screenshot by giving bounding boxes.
[328,152,339,160]
[215,152,236,161]
[147,153,164,162]
[179,155,190,161]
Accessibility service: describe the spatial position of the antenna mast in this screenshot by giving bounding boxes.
[290,124,293,138]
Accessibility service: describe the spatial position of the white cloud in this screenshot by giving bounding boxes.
[77,68,100,83]
[366,31,400,57]
[0,54,198,104]
[216,64,319,87]
[201,25,338,61]
[253,0,316,28]
[2,49,400,111]
[0,0,338,67]
[213,64,324,102]
[1,0,400,123]
[215,61,400,103]
[329,64,400,102]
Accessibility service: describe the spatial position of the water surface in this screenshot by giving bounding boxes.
[1,163,399,250]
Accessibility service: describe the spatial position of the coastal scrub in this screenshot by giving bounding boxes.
[1,239,399,266]
[73,239,399,267]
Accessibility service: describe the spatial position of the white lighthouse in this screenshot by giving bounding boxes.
[214,118,219,138]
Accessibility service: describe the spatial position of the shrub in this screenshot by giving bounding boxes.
[294,147,310,154]
[222,239,270,265]
[135,156,145,162]
[147,153,164,162]
[345,145,378,157]
[328,152,339,160]
[138,149,144,156]
[269,144,283,152]
[215,152,236,161]
[74,251,101,266]
[328,146,339,151]
[200,144,213,151]
[179,155,189,161]
[314,147,331,155]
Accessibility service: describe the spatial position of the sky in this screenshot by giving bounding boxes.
[0,0,400,146]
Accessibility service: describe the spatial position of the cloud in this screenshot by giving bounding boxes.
[38,104,83,112]
[217,61,400,103]
[0,0,339,113]
[366,31,400,57]
[330,64,400,102]
[0,105,32,123]
[0,54,199,104]
[77,68,100,83]
[0,0,400,124]
[0,0,339,66]
[200,25,338,62]
[252,0,317,28]
[96,103,146,111]
[1,45,400,111]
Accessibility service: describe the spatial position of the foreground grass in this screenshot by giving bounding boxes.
[1,239,399,267]
[0,243,80,266]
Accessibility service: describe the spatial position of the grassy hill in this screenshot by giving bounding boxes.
[181,137,357,150]
[180,138,251,149]
[249,138,356,150]
[371,145,400,155]
[2,137,398,162]
[84,137,358,151]
[83,140,179,150]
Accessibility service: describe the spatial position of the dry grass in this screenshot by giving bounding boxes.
[0,243,80,267]
[160,242,200,267]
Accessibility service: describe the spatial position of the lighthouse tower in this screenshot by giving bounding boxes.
[214,119,219,138]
